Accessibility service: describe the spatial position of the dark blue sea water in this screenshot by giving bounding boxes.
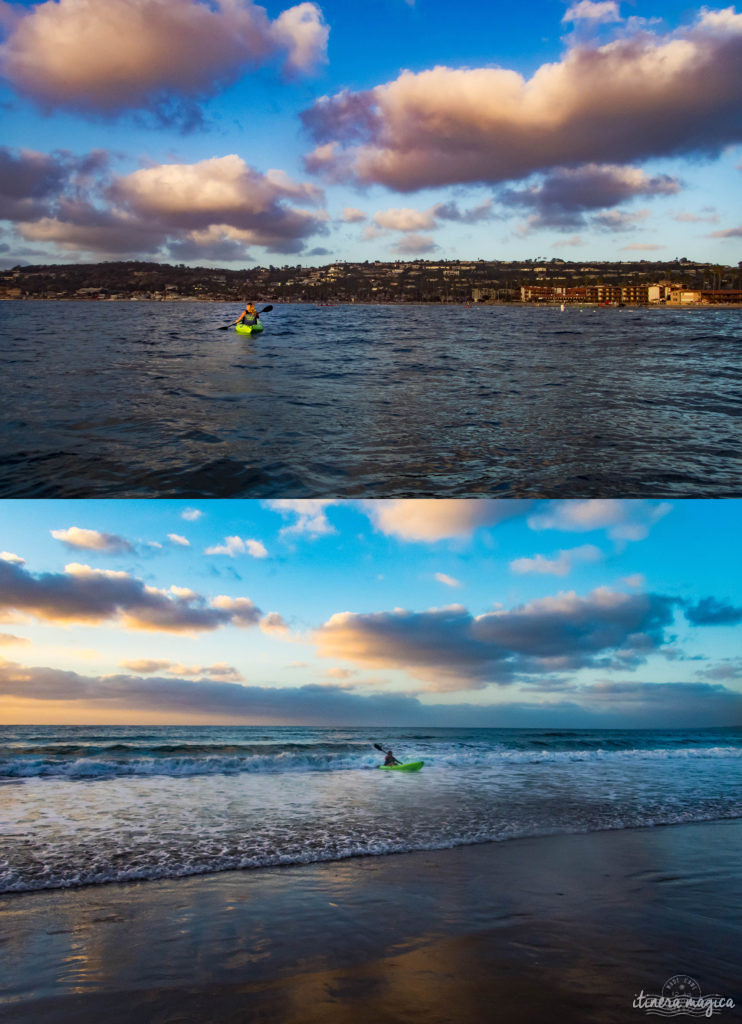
[1,301,740,497]
[2,725,740,891]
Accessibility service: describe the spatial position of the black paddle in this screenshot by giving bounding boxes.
[218,304,273,330]
[373,742,401,765]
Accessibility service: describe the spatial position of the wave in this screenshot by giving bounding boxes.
[0,741,367,757]
[2,744,740,780]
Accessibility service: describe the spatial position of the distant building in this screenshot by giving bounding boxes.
[521,283,664,304]
[620,284,650,303]
[647,284,673,302]
[700,290,742,304]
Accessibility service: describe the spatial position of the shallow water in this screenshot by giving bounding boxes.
[2,725,740,892]
[1,301,740,497]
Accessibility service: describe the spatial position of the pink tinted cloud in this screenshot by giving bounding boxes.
[302,8,742,190]
[340,207,367,223]
[372,199,495,233]
[12,151,328,259]
[0,0,328,123]
[390,232,438,253]
[373,207,437,232]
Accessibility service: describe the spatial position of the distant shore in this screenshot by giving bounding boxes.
[2,819,739,1024]
[2,296,741,308]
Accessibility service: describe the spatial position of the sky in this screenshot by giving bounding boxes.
[0,0,741,268]
[1,497,740,727]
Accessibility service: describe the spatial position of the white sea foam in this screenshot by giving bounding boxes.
[2,726,740,893]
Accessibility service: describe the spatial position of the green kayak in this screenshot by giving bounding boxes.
[378,760,424,772]
[235,320,263,335]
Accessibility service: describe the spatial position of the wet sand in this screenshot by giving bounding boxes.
[1,820,740,1023]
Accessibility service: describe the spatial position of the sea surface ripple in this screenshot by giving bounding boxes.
[1,301,740,497]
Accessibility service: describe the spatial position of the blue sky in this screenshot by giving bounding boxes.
[1,498,740,726]
[1,0,741,267]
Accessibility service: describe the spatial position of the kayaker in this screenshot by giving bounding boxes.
[384,749,401,766]
[233,301,258,327]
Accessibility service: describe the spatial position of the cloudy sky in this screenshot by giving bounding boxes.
[1,498,740,727]
[1,0,741,267]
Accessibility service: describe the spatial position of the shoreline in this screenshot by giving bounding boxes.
[2,819,740,1023]
[3,297,742,307]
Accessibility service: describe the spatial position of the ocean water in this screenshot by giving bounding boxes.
[1,301,740,497]
[2,724,741,892]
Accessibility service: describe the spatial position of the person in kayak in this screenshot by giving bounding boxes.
[233,301,258,327]
[384,749,402,766]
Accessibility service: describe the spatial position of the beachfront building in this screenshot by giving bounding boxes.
[666,289,742,304]
[520,283,652,303]
[698,290,742,303]
[621,284,651,303]
[520,285,561,302]
[647,284,674,302]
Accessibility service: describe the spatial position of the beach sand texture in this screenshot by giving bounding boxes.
[2,820,740,1023]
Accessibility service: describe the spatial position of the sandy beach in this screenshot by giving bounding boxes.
[1,819,740,1023]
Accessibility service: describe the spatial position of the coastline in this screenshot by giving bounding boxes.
[3,296,742,307]
[2,819,740,1023]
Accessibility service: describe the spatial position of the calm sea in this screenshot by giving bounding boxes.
[2,724,740,892]
[1,301,740,497]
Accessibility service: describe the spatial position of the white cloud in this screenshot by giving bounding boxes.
[204,536,268,558]
[50,526,133,553]
[209,595,263,627]
[168,534,190,547]
[259,611,291,637]
[435,572,463,588]
[0,557,266,633]
[528,500,672,542]
[0,552,25,565]
[622,574,646,588]
[563,1,622,24]
[266,499,338,536]
[181,508,203,521]
[271,2,329,73]
[510,544,603,576]
[365,499,532,541]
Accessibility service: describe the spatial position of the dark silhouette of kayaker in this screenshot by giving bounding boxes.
[233,301,257,327]
[384,749,401,766]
